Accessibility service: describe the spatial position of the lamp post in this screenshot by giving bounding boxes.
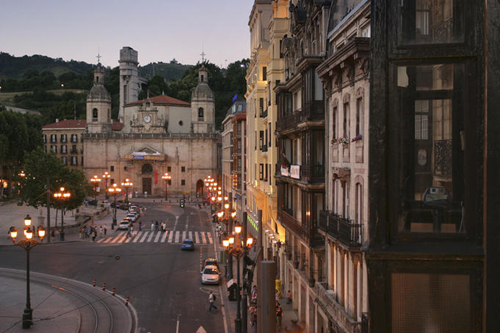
[53,187,70,241]
[121,178,133,204]
[161,172,171,201]
[223,223,254,333]
[108,184,121,229]
[90,175,101,200]
[9,214,46,329]
[102,172,110,199]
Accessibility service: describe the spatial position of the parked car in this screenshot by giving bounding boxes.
[181,239,195,251]
[126,213,139,222]
[201,258,220,272]
[129,205,140,214]
[201,265,220,285]
[118,220,131,230]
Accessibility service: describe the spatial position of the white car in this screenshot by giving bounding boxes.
[201,265,220,285]
[118,220,131,230]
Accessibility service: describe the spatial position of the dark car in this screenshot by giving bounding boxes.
[181,239,195,251]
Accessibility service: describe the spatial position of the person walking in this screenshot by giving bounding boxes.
[155,220,159,231]
[138,221,142,231]
[208,291,217,311]
[92,228,97,242]
[150,221,155,231]
[276,301,283,329]
[99,225,103,238]
[103,224,107,236]
[287,290,292,304]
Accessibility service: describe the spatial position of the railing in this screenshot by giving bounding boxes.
[260,109,268,118]
[261,145,268,152]
[70,149,78,154]
[279,209,323,247]
[83,132,219,140]
[301,164,325,182]
[316,282,362,333]
[319,211,362,248]
[277,102,324,132]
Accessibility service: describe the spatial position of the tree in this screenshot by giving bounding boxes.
[17,147,91,210]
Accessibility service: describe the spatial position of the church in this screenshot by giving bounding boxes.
[82,49,218,199]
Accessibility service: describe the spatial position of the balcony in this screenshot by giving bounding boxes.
[301,164,325,183]
[277,101,324,133]
[319,211,362,248]
[279,209,323,247]
[260,145,268,153]
[316,282,362,333]
[260,109,268,118]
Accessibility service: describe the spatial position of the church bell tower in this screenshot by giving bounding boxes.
[191,65,215,133]
[86,63,112,134]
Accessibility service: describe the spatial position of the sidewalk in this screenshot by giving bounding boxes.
[212,224,304,333]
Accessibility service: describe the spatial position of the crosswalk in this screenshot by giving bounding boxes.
[96,230,213,245]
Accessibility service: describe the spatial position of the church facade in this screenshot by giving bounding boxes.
[82,63,218,199]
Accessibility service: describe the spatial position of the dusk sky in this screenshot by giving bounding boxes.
[0,0,255,68]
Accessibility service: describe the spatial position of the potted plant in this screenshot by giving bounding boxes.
[351,134,363,142]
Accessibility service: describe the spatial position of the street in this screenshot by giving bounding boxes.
[0,201,226,333]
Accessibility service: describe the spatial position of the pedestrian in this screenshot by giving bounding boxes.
[276,301,283,329]
[251,285,257,304]
[99,225,103,238]
[151,221,154,231]
[92,228,97,242]
[155,220,159,231]
[80,228,85,239]
[84,226,88,238]
[139,221,142,231]
[103,224,107,236]
[276,289,280,301]
[126,225,134,238]
[208,291,217,311]
[287,290,292,304]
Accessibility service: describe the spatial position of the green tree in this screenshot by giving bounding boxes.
[17,147,91,209]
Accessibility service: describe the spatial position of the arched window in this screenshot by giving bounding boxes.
[198,107,204,119]
[142,164,153,174]
[92,108,98,122]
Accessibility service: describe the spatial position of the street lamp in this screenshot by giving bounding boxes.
[53,187,70,241]
[121,178,133,203]
[9,214,46,329]
[223,223,254,333]
[90,175,101,201]
[102,172,110,199]
[108,183,122,228]
[161,172,171,201]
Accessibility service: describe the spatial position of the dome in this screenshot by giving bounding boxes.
[192,83,214,100]
[87,85,111,101]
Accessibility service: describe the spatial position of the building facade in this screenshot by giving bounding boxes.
[275,1,331,332]
[367,0,500,332]
[119,46,148,123]
[83,64,218,199]
[316,1,370,332]
[42,119,87,170]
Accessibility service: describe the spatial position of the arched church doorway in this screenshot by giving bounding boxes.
[142,163,153,195]
[196,179,204,198]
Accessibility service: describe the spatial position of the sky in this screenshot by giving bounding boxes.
[0,0,255,68]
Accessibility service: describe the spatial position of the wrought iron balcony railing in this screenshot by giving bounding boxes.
[319,211,362,248]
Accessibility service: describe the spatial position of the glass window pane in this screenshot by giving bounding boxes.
[397,64,464,235]
[400,0,463,45]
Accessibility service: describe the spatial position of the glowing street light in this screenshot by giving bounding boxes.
[90,175,101,200]
[161,172,172,201]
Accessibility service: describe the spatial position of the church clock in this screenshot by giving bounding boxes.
[143,115,152,123]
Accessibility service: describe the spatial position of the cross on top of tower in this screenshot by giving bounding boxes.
[200,51,206,63]
[96,52,102,64]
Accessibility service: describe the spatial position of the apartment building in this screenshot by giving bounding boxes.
[42,119,87,170]
[316,1,370,332]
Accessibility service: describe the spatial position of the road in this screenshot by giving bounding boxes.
[0,201,225,333]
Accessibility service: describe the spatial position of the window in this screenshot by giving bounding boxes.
[394,63,466,235]
[259,164,264,180]
[71,156,78,166]
[356,98,363,137]
[71,145,77,154]
[61,145,67,154]
[142,164,153,174]
[71,134,78,143]
[181,180,185,186]
[61,134,67,143]
[42,134,46,143]
[332,105,338,139]
[110,166,114,172]
[262,66,267,81]
[343,103,350,139]
[50,134,57,143]
[181,166,186,172]
[92,108,98,121]
[61,156,67,165]
[198,107,204,120]
[51,145,57,153]
[399,0,464,45]
[167,166,171,172]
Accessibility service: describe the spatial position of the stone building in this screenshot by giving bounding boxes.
[118,47,148,123]
[316,0,370,332]
[83,64,218,199]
